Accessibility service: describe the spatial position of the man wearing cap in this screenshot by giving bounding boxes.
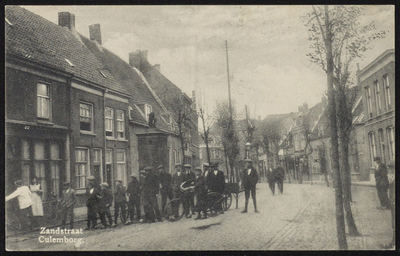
[266,167,276,195]
[184,164,196,217]
[207,162,225,214]
[126,174,141,224]
[193,167,208,219]
[85,176,100,230]
[241,159,259,213]
[59,181,76,229]
[140,166,162,223]
[114,179,127,225]
[171,164,188,219]
[6,180,33,230]
[382,160,395,249]
[158,165,173,215]
[374,157,390,209]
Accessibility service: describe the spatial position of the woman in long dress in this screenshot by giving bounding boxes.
[30,177,43,226]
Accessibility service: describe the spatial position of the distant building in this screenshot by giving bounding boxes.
[358,49,395,180]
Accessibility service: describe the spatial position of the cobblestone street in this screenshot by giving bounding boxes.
[6,181,393,251]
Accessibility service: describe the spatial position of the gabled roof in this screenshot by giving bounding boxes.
[5,6,128,95]
[79,34,172,131]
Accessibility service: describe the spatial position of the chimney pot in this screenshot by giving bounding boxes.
[89,24,102,45]
[129,50,142,69]
[58,12,75,30]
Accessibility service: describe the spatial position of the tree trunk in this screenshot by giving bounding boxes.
[324,5,348,250]
[337,89,360,236]
[325,9,348,250]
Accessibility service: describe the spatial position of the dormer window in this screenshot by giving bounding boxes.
[138,103,152,122]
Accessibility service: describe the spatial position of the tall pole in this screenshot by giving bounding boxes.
[225,40,233,120]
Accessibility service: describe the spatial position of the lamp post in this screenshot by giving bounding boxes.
[245,142,251,160]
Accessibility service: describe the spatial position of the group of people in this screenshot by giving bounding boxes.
[266,163,285,195]
[5,177,77,231]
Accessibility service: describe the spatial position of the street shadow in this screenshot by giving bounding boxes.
[191,222,221,230]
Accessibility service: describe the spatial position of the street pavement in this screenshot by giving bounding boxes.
[6,181,393,251]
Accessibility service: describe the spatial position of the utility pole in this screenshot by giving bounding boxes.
[225,40,233,121]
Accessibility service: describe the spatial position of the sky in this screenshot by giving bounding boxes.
[21,5,394,120]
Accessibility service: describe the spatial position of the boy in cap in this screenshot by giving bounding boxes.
[6,180,33,230]
[85,176,100,230]
[114,179,127,225]
[126,174,141,224]
[193,167,208,220]
[184,164,196,217]
[207,162,225,214]
[59,181,76,229]
[98,182,113,228]
[171,164,188,220]
[158,165,173,216]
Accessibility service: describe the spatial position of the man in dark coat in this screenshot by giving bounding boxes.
[266,167,276,195]
[207,162,225,214]
[126,174,141,224]
[114,180,127,225]
[59,181,76,229]
[241,159,259,213]
[274,163,285,194]
[193,167,208,220]
[158,165,173,216]
[140,166,162,223]
[171,164,188,219]
[184,164,196,216]
[374,157,390,209]
[85,176,100,230]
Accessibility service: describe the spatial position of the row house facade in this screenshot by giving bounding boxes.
[358,49,395,179]
[5,6,198,208]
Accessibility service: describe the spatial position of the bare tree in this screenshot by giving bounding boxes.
[215,100,240,183]
[170,94,191,164]
[198,107,213,163]
[260,118,282,169]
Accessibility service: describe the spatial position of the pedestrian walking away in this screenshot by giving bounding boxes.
[85,176,100,230]
[6,180,34,230]
[126,174,141,224]
[114,179,127,225]
[29,176,43,227]
[266,167,276,195]
[241,159,259,213]
[274,163,285,194]
[184,164,196,216]
[157,165,173,216]
[59,181,76,229]
[373,157,390,209]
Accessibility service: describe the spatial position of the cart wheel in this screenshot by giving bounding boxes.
[164,199,184,222]
[6,212,21,230]
[222,192,232,211]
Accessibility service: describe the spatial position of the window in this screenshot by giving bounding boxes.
[374,81,381,114]
[93,149,102,182]
[116,150,126,185]
[37,83,50,119]
[365,86,372,118]
[368,132,376,165]
[105,149,112,184]
[80,102,93,132]
[386,126,394,161]
[116,110,125,139]
[50,143,61,198]
[318,124,324,137]
[378,129,386,163]
[34,141,47,200]
[105,108,114,137]
[75,148,89,189]
[383,75,391,111]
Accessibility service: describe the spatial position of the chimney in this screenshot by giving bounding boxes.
[303,102,308,111]
[58,12,75,30]
[141,50,148,61]
[129,50,148,69]
[153,64,160,72]
[89,24,102,45]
